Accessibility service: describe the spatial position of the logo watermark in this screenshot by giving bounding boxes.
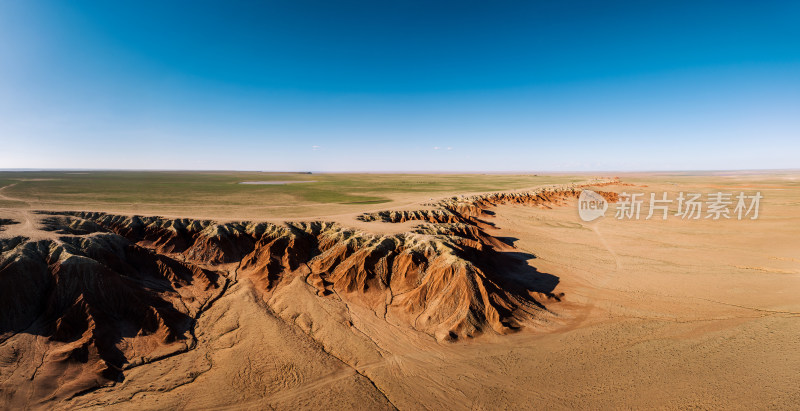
[578,189,609,222]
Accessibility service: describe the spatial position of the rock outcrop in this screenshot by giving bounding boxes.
[0,179,620,405]
[0,232,226,405]
[358,178,619,225]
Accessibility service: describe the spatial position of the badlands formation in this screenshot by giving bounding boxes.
[1,176,798,409]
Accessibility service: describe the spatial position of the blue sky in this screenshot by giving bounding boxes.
[1,0,798,171]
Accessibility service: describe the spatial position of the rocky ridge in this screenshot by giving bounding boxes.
[0,178,619,404]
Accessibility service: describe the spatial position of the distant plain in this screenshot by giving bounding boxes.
[0,171,584,220]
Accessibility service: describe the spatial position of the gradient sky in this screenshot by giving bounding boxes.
[1,1,798,171]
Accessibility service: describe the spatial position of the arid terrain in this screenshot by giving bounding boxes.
[1,171,798,409]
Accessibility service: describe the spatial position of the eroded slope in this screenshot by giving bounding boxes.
[0,179,617,407]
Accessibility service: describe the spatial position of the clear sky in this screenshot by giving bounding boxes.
[1,1,798,171]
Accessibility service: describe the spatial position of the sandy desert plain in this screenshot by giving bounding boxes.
[0,170,798,410]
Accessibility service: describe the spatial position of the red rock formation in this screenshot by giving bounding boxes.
[357,178,619,224]
[1,179,620,404]
[0,233,226,404]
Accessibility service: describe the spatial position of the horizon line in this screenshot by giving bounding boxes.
[1,168,799,174]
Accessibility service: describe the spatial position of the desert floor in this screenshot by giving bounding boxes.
[2,171,798,409]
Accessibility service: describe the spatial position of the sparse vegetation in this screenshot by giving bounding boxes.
[0,171,583,218]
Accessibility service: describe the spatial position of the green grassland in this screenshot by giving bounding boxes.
[0,171,584,218]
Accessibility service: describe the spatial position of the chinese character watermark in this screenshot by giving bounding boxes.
[578,190,762,222]
[615,192,643,220]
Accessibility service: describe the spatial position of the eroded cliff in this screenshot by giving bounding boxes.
[0,179,618,406]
